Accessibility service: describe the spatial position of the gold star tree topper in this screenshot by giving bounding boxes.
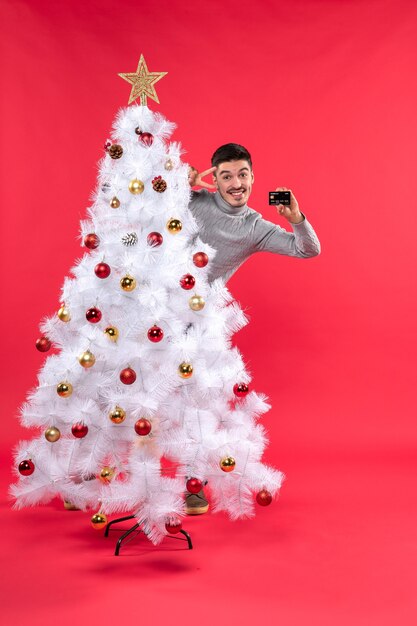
[118,55,167,106]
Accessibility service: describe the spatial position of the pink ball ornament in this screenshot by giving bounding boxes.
[86,307,102,323]
[134,418,152,436]
[147,325,164,343]
[193,252,208,268]
[180,274,195,290]
[186,477,203,494]
[147,232,163,247]
[165,519,182,534]
[94,262,111,279]
[18,459,35,476]
[256,489,273,506]
[72,423,89,439]
[120,367,136,385]
[233,383,249,397]
[36,336,51,352]
[139,132,154,147]
[84,233,100,250]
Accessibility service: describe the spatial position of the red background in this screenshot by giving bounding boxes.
[1,1,416,624]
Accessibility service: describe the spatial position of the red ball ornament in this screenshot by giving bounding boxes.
[84,233,100,249]
[120,367,136,385]
[18,459,35,476]
[165,519,182,534]
[94,262,111,279]
[147,325,164,343]
[233,382,249,397]
[147,232,163,247]
[134,418,152,436]
[36,336,51,352]
[193,252,209,268]
[86,307,102,323]
[72,423,89,438]
[256,489,273,506]
[139,132,154,147]
[186,477,203,494]
[180,274,196,290]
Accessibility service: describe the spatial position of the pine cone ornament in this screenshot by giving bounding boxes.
[152,176,167,193]
[121,232,138,246]
[108,144,123,159]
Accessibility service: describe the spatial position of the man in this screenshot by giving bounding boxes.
[184,143,321,514]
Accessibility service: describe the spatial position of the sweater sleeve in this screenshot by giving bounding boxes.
[252,214,321,258]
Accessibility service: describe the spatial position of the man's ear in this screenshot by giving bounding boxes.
[213,173,218,188]
[251,170,255,184]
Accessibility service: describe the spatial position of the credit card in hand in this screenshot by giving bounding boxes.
[269,191,291,206]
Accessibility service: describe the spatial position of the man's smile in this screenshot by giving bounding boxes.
[228,188,246,200]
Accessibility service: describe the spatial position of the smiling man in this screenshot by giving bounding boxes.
[185,143,321,514]
[214,155,253,206]
[188,143,321,285]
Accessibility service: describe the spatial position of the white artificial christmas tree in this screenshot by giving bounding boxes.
[11,57,284,545]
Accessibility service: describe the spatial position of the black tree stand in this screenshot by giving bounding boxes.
[104,514,193,555]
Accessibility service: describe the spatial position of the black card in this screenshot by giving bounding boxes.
[269,191,291,206]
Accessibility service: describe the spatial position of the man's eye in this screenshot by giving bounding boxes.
[240,173,247,178]
[223,176,230,180]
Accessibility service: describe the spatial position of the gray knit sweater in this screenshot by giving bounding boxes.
[189,189,321,283]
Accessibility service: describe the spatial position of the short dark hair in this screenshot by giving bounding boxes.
[211,143,252,169]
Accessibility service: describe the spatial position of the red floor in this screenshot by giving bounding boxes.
[2,443,416,626]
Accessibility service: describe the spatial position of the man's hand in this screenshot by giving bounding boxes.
[188,166,217,189]
[275,187,304,224]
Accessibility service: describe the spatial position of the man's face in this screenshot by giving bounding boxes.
[213,159,254,207]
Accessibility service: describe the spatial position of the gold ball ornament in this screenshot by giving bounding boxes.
[104,326,119,342]
[189,294,205,311]
[164,158,174,171]
[99,466,115,484]
[110,196,120,208]
[220,456,236,472]
[57,382,73,397]
[45,426,61,442]
[166,218,182,234]
[128,179,144,195]
[57,304,71,322]
[78,350,96,368]
[120,275,137,291]
[109,406,126,424]
[178,362,193,378]
[91,512,107,529]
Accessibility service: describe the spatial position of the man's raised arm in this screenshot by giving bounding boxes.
[252,188,321,258]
